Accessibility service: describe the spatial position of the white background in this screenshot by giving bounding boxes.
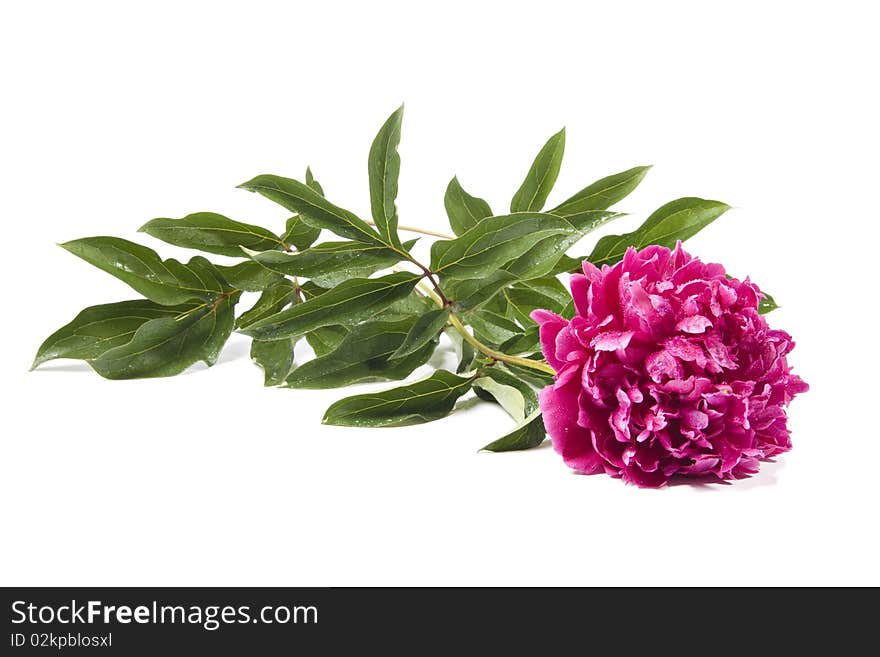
[1,1,877,586]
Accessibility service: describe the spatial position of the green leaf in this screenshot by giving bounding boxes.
[504,358,555,388]
[444,176,492,236]
[236,279,296,329]
[431,212,576,280]
[368,105,404,249]
[549,165,651,216]
[88,293,240,379]
[759,292,779,314]
[510,128,565,212]
[305,166,325,196]
[281,216,321,251]
[503,279,569,326]
[445,271,519,312]
[322,370,476,427]
[468,310,521,346]
[480,409,546,452]
[306,325,349,357]
[588,197,731,268]
[286,318,435,389]
[238,174,384,246]
[61,237,233,305]
[214,261,283,292]
[498,326,540,355]
[32,299,199,369]
[377,291,436,319]
[473,371,534,422]
[139,212,284,257]
[390,308,450,359]
[445,328,477,374]
[242,239,416,288]
[251,338,296,386]
[241,272,420,341]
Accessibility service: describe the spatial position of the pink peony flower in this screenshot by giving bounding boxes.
[532,242,808,487]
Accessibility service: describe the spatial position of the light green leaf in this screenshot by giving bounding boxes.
[549,165,651,216]
[368,105,404,249]
[430,212,576,280]
[322,370,476,427]
[61,237,233,305]
[241,272,420,341]
[444,176,492,236]
[510,128,565,212]
[480,408,546,452]
[236,279,296,329]
[89,293,239,379]
[32,299,199,369]
[473,376,527,422]
[242,239,416,288]
[238,174,384,245]
[588,197,731,268]
[286,318,435,389]
[390,308,450,359]
[139,212,283,257]
[251,338,296,386]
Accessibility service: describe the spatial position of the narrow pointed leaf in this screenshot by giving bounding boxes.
[368,105,404,248]
[305,166,324,196]
[431,212,576,280]
[759,292,778,314]
[286,318,435,389]
[322,370,476,427]
[474,375,529,422]
[468,310,522,346]
[251,338,296,386]
[498,326,540,355]
[282,216,321,251]
[480,408,546,452]
[241,272,420,341]
[61,237,233,305]
[242,239,416,288]
[390,308,450,359]
[588,198,731,268]
[89,293,239,379]
[549,165,651,216]
[236,279,296,329]
[238,174,384,245]
[32,299,199,369]
[139,212,284,257]
[510,128,565,212]
[444,176,492,235]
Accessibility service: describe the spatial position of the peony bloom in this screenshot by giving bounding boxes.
[532,242,807,487]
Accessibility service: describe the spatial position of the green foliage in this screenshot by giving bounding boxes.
[34,108,746,453]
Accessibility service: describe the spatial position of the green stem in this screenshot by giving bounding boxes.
[447,311,556,375]
[366,219,454,240]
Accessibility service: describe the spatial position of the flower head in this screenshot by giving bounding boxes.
[533,242,807,487]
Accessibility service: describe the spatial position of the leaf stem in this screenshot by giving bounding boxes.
[366,219,454,240]
[447,312,556,375]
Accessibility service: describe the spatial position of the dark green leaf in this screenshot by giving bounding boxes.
[503,279,569,325]
[431,212,576,280]
[504,358,555,388]
[242,239,415,288]
[61,237,232,305]
[498,326,540,355]
[241,272,420,341]
[390,308,450,359]
[32,299,199,369]
[139,212,283,257]
[468,310,522,346]
[236,279,296,329]
[588,197,731,268]
[445,271,519,312]
[238,174,384,245]
[759,292,779,314]
[286,318,435,389]
[251,338,296,386]
[510,128,565,212]
[368,105,404,249]
[549,165,651,216]
[480,409,546,452]
[377,291,437,319]
[306,325,349,357]
[214,261,283,292]
[89,293,239,379]
[444,176,492,236]
[322,370,476,427]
